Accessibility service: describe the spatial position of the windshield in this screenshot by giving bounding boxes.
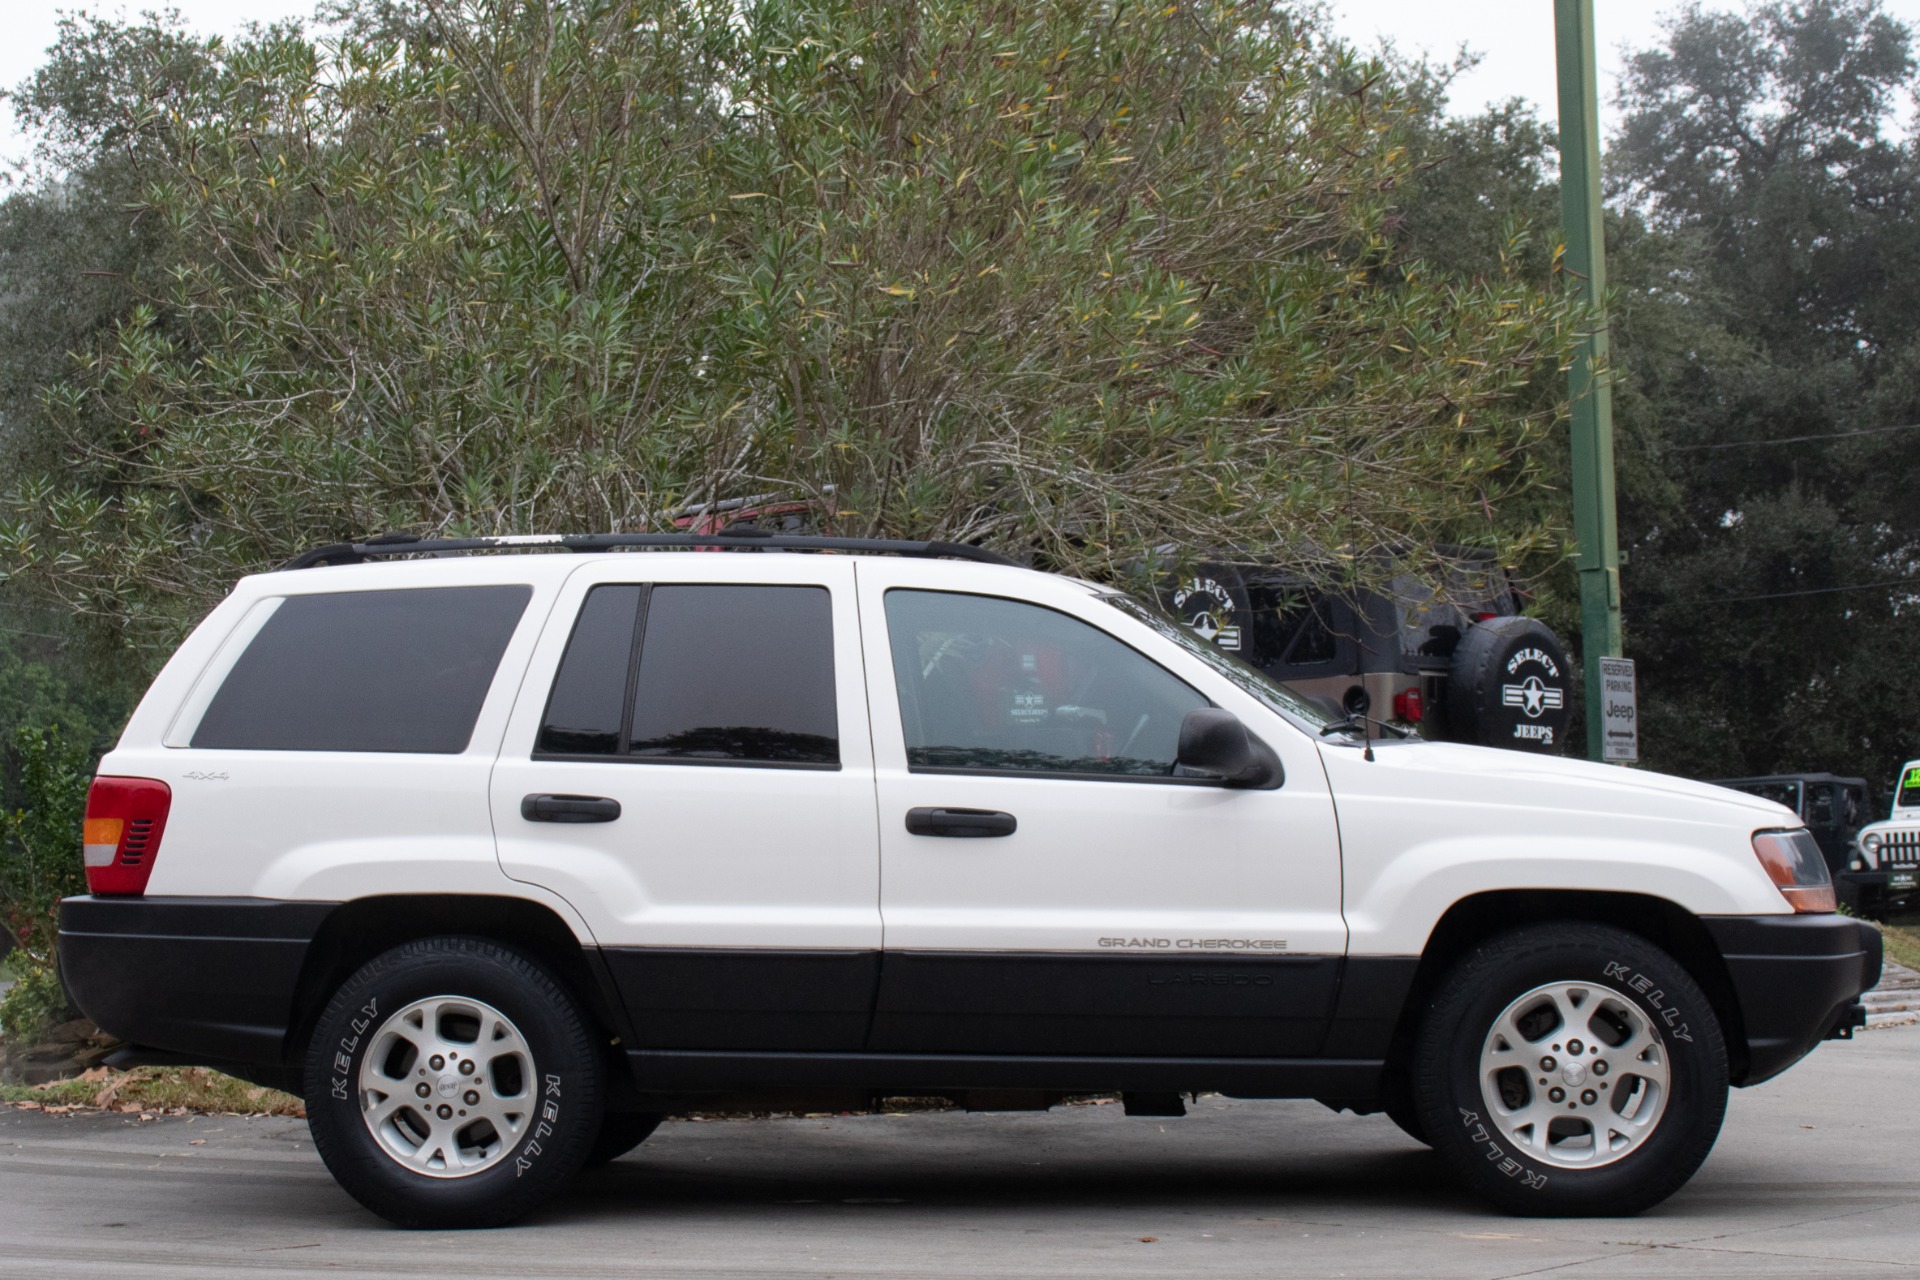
[1103,593,1340,732]
[1899,763,1920,809]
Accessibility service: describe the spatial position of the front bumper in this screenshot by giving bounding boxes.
[58,896,334,1065]
[1704,914,1881,1085]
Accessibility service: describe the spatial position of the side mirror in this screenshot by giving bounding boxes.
[1176,708,1282,789]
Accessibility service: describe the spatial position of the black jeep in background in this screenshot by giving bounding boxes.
[1158,552,1574,755]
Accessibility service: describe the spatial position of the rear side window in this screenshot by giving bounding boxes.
[536,583,838,767]
[538,586,643,755]
[193,586,532,753]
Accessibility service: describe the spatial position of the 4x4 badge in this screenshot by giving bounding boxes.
[183,771,229,781]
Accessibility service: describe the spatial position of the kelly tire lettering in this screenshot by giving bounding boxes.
[301,936,605,1230]
[1409,921,1729,1217]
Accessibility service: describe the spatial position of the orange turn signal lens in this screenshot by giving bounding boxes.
[1752,829,1837,913]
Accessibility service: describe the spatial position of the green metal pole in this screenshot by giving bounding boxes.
[1554,0,1624,762]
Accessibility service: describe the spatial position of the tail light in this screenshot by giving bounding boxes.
[1751,829,1836,913]
[83,777,172,896]
[1393,688,1424,724]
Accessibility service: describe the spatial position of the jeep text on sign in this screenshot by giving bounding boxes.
[1599,656,1638,763]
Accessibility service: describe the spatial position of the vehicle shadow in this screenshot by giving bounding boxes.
[542,1117,1476,1222]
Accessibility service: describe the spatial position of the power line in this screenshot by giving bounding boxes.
[1666,575,1920,606]
[1666,422,1920,451]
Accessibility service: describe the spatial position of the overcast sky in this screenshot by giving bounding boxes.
[4,0,1920,171]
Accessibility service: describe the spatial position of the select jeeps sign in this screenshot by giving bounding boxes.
[1447,616,1574,754]
[1170,574,1243,651]
[1500,644,1567,744]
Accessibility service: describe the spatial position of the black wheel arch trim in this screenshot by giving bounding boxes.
[1370,890,1755,1091]
[57,893,629,1077]
[282,894,635,1064]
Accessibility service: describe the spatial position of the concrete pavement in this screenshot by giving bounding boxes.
[2,1022,1916,1278]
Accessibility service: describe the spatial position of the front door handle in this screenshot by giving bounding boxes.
[522,794,622,824]
[905,807,1017,838]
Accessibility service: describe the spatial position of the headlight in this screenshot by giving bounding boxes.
[1752,829,1837,913]
[1862,831,1883,855]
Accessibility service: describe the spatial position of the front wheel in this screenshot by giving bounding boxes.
[583,1111,664,1168]
[303,937,606,1228]
[1411,922,1728,1216]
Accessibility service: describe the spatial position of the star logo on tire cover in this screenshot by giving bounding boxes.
[1502,675,1564,719]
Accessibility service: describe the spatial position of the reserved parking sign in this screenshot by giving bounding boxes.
[1599,657,1639,763]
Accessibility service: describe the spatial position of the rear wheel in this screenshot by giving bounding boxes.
[304,937,605,1228]
[1411,922,1728,1216]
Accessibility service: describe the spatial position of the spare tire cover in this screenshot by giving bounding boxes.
[1446,615,1572,754]
[1160,563,1254,658]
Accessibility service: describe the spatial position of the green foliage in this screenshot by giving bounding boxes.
[0,0,1578,625]
[0,725,90,1045]
[0,15,211,499]
[1358,57,1590,640]
[0,962,69,1046]
[0,607,139,758]
[1605,0,1920,787]
[0,725,90,971]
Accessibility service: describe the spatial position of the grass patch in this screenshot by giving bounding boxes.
[0,1066,302,1116]
[1874,917,1920,974]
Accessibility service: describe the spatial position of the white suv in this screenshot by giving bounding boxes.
[58,532,1880,1228]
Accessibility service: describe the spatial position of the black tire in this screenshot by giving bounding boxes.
[1382,1082,1430,1147]
[1411,922,1728,1216]
[303,937,605,1229]
[1445,615,1572,753]
[583,1111,664,1168]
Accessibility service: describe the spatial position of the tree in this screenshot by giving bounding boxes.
[0,0,1578,638]
[1607,0,1920,788]
[0,725,91,1042]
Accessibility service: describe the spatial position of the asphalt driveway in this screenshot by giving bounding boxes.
[2,1022,1916,1279]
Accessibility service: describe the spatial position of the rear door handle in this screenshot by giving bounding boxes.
[905,807,1017,838]
[522,794,622,824]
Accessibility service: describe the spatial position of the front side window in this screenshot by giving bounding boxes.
[885,590,1207,778]
[537,583,838,767]
[193,586,532,753]
[1105,593,1336,731]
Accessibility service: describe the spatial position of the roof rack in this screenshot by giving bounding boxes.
[279,529,1021,570]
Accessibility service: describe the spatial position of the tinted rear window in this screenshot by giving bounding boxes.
[628,585,838,765]
[192,586,531,753]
